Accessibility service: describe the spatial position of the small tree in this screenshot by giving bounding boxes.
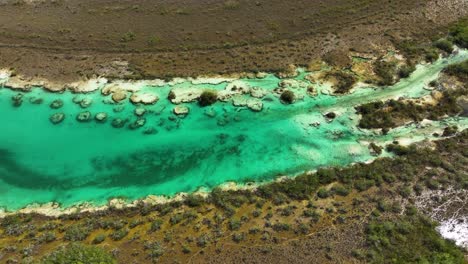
[280,90,295,104]
[198,90,218,107]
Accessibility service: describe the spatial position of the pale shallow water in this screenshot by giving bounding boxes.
[0,50,466,211]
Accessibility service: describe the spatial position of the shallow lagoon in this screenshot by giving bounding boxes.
[0,50,466,211]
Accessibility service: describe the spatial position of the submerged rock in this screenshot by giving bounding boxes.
[76,111,92,122]
[49,113,65,124]
[12,94,23,107]
[113,106,125,113]
[72,96,82,104]
[79,98,93,108]
[130,93,159,105]
[204,108,217,118]
[50,99,64,109]
[134,107,146,116]
[173,105,190,116]
[95,112,108,122]
[143,127,158,135]
[29,97,43,105]
[111,118,127,128]
[217,118,229,126]
[129,118,146,129]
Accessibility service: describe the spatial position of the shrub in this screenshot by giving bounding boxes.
[398,64,416,78]
[229,219,241,231]
[41,243,115,264]
[364,216,465,263]
[434,39,454,53]
[280,90,295,104]
[373,60,397,85]
[450,18,468,48]
[120,31,136,42]
[92,234,106,244]
[232,232,245,243]
[444,60,468,81]
[272,223,291,232]
[425,49,439,62]
[110,228,129,241]
[317,188,330,198]
[144,241,165,259]
[329,71,357,94]
[64,225,90,241]
[150,219,163,232]
[198,90,218,107]
[331,184,351,196]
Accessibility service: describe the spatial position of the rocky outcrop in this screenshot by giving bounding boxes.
[4,76,42,91]
[168,88,203,104]
[275,64,299,79]
[232,96,263,112]
[218,81,251,101]
[66,78,108,93]
[130,93,159,105]
[250,87,268,98]
[111,90,127,103]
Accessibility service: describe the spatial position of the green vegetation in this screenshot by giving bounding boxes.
[120,31,136,42]
[373,59,397,85]
[434,39,454,53]
[398,64,416,78]
[327,71,357,94]
[394,40,438,63]
[365,215,465,263]
[198,90,218,107]
[280,90,295,104]
[147,36,161,47]
[444,59,468,81]
[223,0,240,10]
[449,18,468,48]
[41,243,115,264]
[356,88,465,129]
[64,225,91,241]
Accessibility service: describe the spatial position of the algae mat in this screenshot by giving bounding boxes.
[0,51,466,211]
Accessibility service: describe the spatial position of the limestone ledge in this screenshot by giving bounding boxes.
[0,181,261,218]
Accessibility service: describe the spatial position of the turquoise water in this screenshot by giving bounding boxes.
[0,50,466,211]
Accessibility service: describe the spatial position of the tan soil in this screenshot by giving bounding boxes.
[0,0,466,83]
